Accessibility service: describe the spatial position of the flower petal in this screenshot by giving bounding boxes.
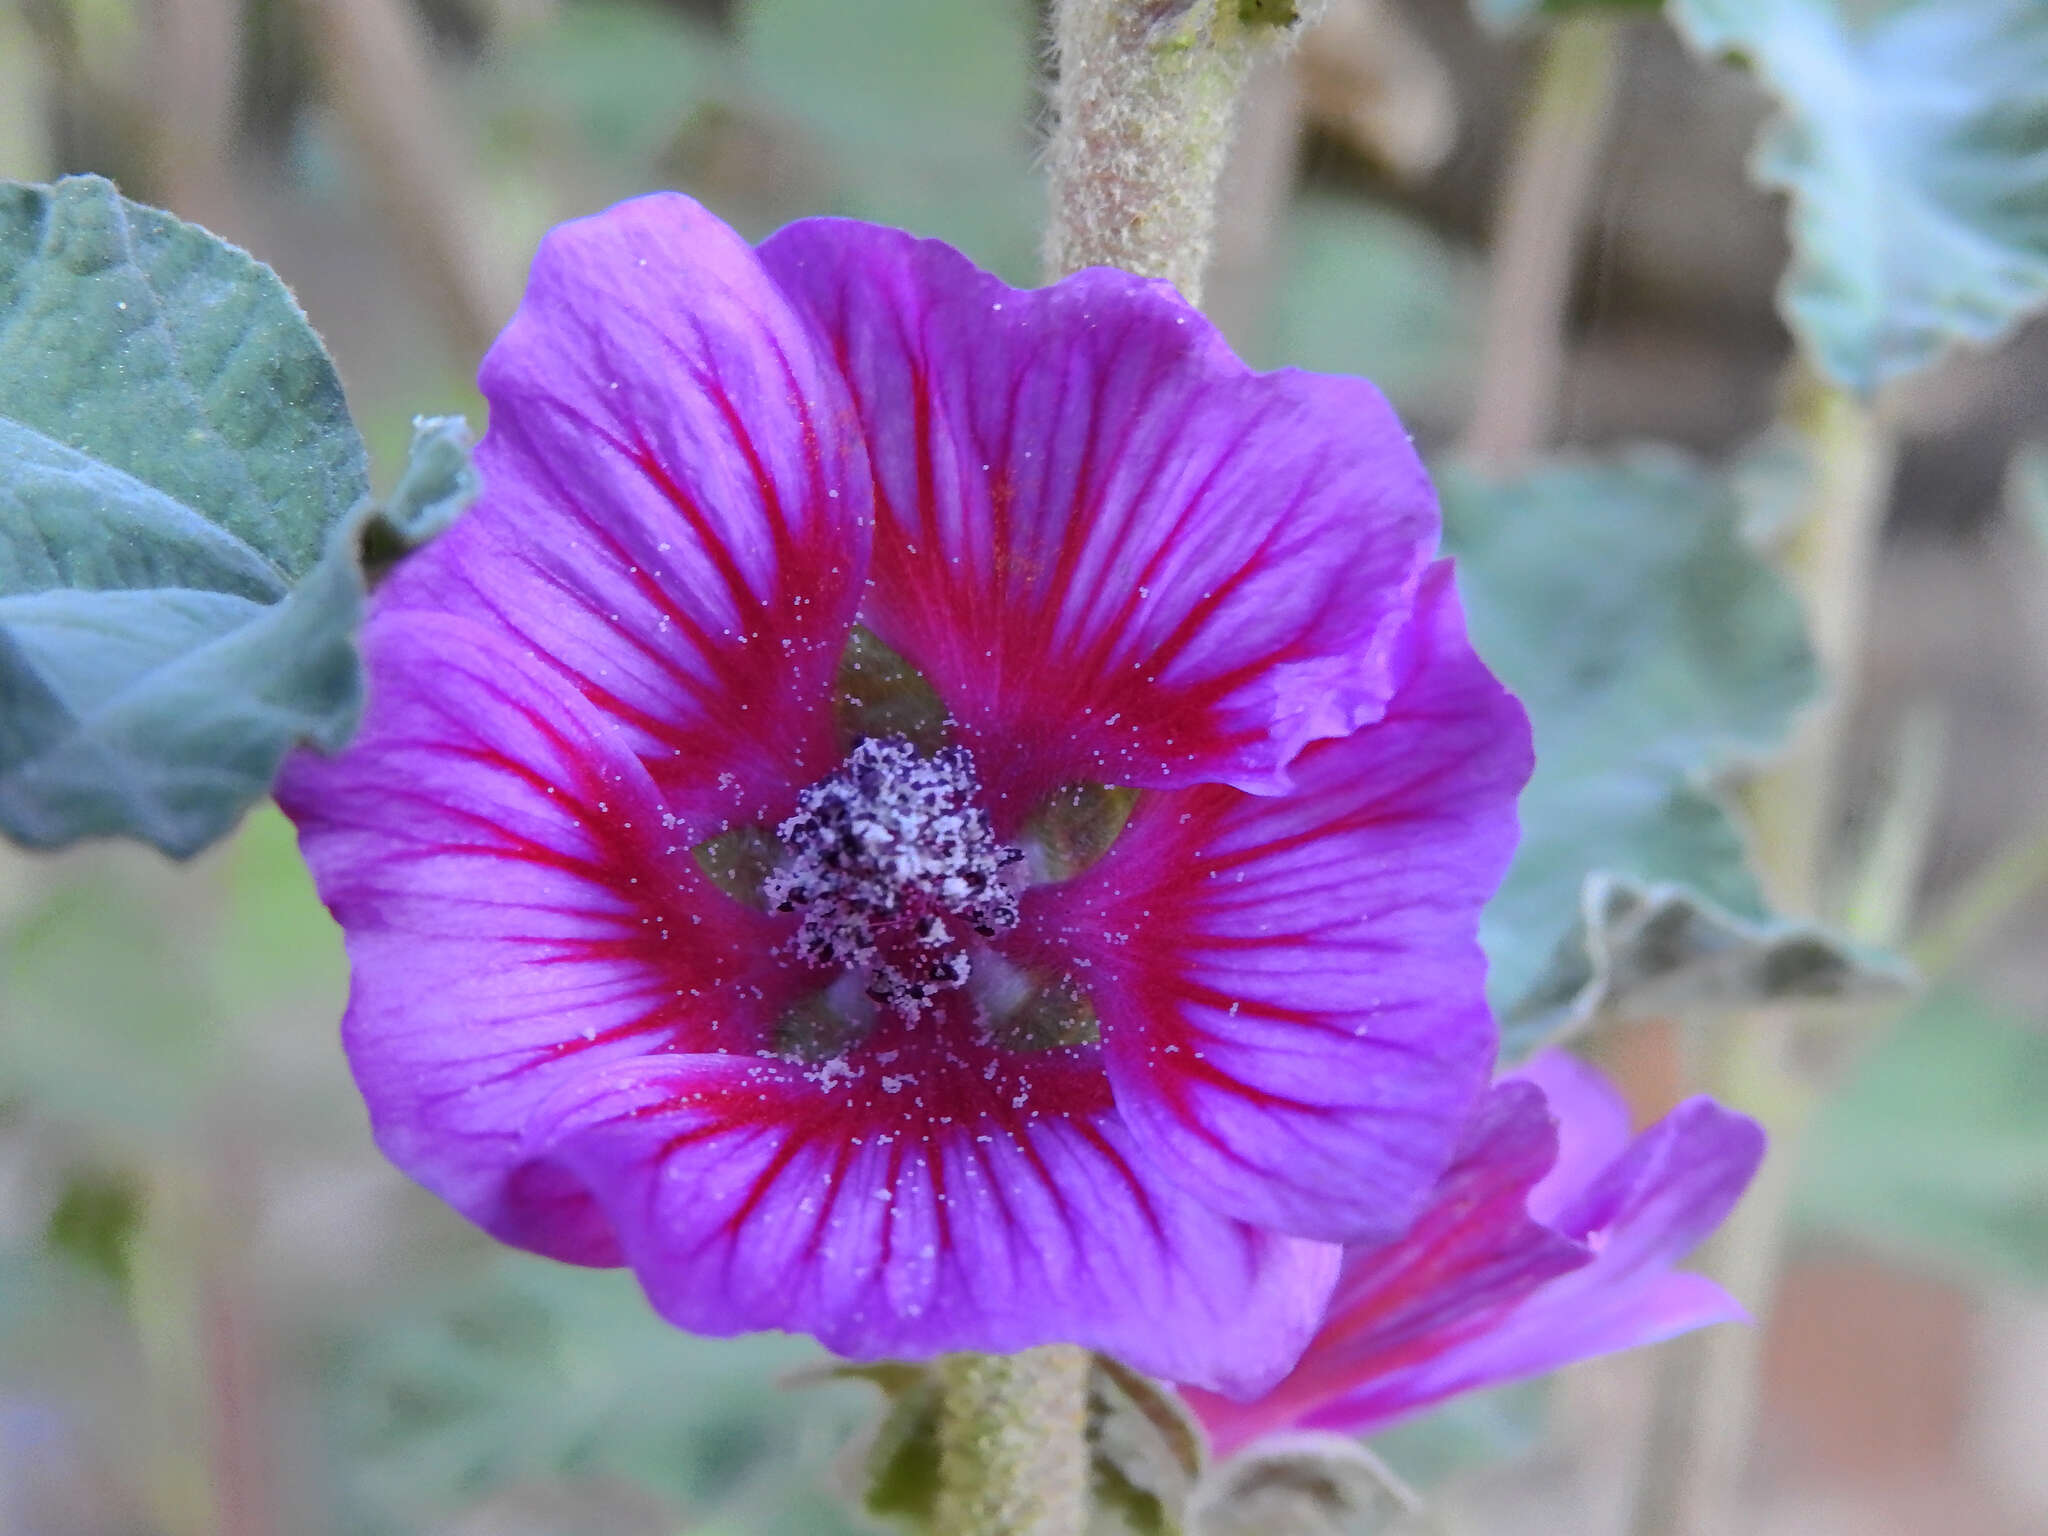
[757,218,1439,815]
[1180,1081,1586,1452]
[379,193,871,838]
[1298,1097,1760,1434]
[1511,1049,1634,1227]
[277,611,796,1264]
[1187,1090,1764,1448]
[1030,565,1529,1246]
[520,1012,1341,1396]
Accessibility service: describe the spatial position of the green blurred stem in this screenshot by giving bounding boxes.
[1911,816,2048,979]
[0,4,53,181]
[1462,14,1624,474]
[130,1161,275,1536]
[1631,380,1896,1536]
[1837,705,1946,950]
[933,1346,1093,1536]
[1043,0,1304,301]
[296,0,510,358]
[1743,381,1898,913]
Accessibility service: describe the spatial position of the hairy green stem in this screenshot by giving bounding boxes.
[933,1346,1093,1536]
[1044,0,1306,300]
[1462,14,1624,473]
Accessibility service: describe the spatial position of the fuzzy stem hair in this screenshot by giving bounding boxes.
[1043,0,1311,301]
[933,1346,1094,1536]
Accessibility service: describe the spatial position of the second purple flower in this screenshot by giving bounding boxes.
[278,194,1533,1395]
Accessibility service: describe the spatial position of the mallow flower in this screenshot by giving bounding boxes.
[278,193,1533,1396]
[1181,1051,1766,1450]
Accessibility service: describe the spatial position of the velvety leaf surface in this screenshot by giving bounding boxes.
[1438,451,1818,1057]
[0,176,375,856]
[1189,1433,1415,1536]
[1512,872,1911,1047]
[1797,989,2048,1286]
[1671,0,2048,396]
[1089,1357,1209,1536]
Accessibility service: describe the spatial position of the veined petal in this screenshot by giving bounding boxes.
[1285,1097,1761,1439]
[758,219,1439,816]
[1033,565,1530,1245]
[277,612,797,1264]
[1182,1082,1585,1453]
[379,193,871,838]
[520,1016,1342,1395]
[1183,1079,1765,1451]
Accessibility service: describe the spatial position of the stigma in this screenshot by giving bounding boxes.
[765,736,1022,1012]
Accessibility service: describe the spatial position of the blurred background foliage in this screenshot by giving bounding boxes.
[4,0,2048,1532]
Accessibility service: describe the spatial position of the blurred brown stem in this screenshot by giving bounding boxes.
[1295,0,1455,183]
[1462,15,1624,474]
[295,0,511,361]
[1911,815,2048,980]
[145,0,242,234]
[1628,383,1897,1536]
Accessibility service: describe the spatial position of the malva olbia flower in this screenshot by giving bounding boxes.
[277,193,1533,1396]
[1180,1050,1765,1451]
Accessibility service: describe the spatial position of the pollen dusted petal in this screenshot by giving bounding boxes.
[758,218,1439,818]
[377,193,872,839]
[276,612,798,1265]
[517,1024,1342,1396]
[1035,566,1531,1246]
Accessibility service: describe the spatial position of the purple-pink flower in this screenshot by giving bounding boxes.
[278,194,1532,1395]
[1181,1051,1765,1451]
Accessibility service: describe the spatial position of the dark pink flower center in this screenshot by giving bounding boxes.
[764,736,1023,1014]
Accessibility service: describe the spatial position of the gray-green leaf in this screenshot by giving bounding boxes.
[1189,1433,1418,1536]
[1088,1357,1208,1535]
[1511,871,1912,1047]
[1439,450,1819,1058]
[1669,0,2048,396]
[0,178,459,857]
